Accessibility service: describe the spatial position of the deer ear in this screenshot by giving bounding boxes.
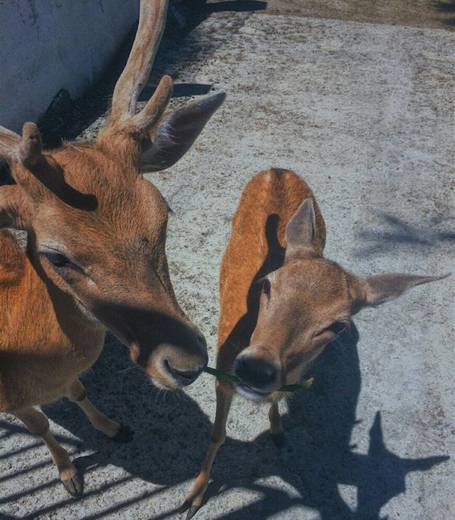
[285,198,318,258]
[351,272,450,311]
[0,185,30,229]
[140,91,226,172]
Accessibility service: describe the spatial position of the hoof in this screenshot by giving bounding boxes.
[271,432,286,448]
[179,500,201,520]
[112,424,134,443]
[186,505,201,520]
[61,471,84,498]
[178,500,190,514]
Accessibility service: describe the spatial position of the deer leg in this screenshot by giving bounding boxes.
[269,400,285,447]
[67,379,133,442]
[184,382,234,519]
[14,407,83,497]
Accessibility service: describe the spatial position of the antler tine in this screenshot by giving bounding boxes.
[19,122,43,167]
[109,0,171,124]
[1,123,44,169]
[0,126,21,162]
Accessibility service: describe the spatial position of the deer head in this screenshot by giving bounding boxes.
[234,199,447,401]
[0,0,225,389]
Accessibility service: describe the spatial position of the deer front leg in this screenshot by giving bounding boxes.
[14,407,83,497]
[67,379,133,442]
[269,400,285,447]
[184,381,234,519]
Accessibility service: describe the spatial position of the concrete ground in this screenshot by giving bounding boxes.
[1,3,454,520]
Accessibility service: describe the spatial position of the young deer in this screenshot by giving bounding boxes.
[184,168,446,517]
[0,0,224,496]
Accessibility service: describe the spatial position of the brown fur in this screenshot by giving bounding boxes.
[217,168,325,371]
[184,168,445,515]
[0,230,104,412]
[0,0,225,496]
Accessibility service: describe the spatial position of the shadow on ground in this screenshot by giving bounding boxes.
[0,0,266,184]
[435,1,455,26]
[353,211,455,258]
[0,326,448,519]
[36,0,267,148]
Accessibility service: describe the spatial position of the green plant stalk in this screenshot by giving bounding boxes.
[203,366,314,392]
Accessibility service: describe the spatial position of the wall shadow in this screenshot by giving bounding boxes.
[0,0,266,187]
[436,0,455,11]
[35,0,267,149]
[209,1,267,12]
[169,0,267,34]
[140,82,213,101]
[435,1,455,26]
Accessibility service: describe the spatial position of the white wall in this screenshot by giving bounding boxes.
[0,0,139,132]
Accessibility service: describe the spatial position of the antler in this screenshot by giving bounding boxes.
[106,0,171,133]
[0,126,20,162]
[99,0,226,171]
[19,123,43,167]
[0,123,43,167]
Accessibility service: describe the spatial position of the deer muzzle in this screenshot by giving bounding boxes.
[233,346,281,401]
[127,311,208,389]
[89,292,208,390]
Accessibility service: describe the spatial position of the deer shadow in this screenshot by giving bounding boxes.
[203,324,448,519]
[0,323,448,519]
[4,322,439,520]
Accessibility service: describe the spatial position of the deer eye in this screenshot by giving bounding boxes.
[314,320,350,344]
[41,251,71,269]
[327,321,349,336]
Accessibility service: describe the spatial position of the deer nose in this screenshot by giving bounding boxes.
[195,331,207,351]
[234,356,278,390]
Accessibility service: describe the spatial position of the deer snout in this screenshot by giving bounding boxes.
[127,315,208,389]
[234,354,279,393]
[163,357,206,387]
[165,329,208,385]
[150,329,208,389]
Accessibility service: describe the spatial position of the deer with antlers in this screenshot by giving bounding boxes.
[183,168,446,518]
[0,0,224,496]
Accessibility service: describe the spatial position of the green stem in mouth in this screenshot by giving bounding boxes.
[279,378,314,392]
[203,366,314,393]
[203,366,242,384]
